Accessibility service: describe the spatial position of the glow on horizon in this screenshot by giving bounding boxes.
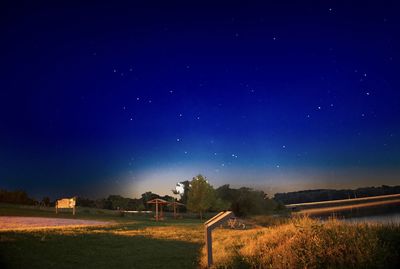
[114,164,400,199]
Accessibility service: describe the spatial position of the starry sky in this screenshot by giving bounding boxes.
[1,1,399,199]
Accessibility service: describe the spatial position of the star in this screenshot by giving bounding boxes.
[317,106,321,110]
[176,138,180,142]
[282,145,286,149]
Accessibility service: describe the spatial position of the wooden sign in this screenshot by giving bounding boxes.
[56,197,76,215]
[204,211,234,267]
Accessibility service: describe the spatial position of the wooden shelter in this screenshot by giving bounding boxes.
[169,201,185,219]
[146,198,169,221]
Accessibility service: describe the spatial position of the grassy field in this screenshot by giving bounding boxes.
[0,203,204,269]
[1,203,400,268]
[201,216,400,268]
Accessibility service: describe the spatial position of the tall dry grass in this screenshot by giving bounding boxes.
[200,216,400,268]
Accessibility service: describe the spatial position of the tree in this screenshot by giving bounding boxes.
[186,174,216,220]
[141,192,160,210]
[172,180,190,204]
[215,184,277,217]
[41,197,50,207]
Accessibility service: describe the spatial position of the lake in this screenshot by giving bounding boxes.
[344,213,400,224]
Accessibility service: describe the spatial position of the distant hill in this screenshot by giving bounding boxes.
[274,185,400,205]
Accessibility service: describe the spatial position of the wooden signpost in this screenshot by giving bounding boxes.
[55,197,77,215]
[204,211,234,267]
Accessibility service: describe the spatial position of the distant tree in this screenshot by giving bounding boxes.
[211,197,230,211]
[41,197,50,207]
[187,174,216,220]
[95,198,111,209]
[107,195,129,210]
[141,192,160,210]
[76,197,96,208]
[215,185,277,217]
[172,180,190,204]
[273,185,400,204]
[0,189,36,205]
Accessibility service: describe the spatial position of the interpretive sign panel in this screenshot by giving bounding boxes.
[204,211,234,267]
[56,197,76,215]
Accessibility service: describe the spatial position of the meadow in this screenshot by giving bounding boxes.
[1,203,400,268]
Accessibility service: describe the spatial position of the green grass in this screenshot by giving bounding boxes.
[1,203,400,269]
[0,231,200,269]
[0,203,204,268]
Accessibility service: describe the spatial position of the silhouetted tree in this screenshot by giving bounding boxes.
[41,197,50,207]
[215,185,277,216]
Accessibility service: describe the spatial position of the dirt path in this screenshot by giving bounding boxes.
[0,216,112,231]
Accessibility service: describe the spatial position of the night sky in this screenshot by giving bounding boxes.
[1,1,399,199]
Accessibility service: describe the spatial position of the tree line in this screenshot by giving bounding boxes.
[4,181,398,217]
[274,185,400,205]
[0,189,37,205]
[0,174,280,218]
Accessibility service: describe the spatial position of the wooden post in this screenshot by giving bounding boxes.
[155,200,159,221]
[73,206,76,215]
[173,203,177,219]
[204,211,234,268]
[205,226,213,266]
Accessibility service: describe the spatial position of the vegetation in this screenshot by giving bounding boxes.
[200,216,400,269]
[274,185,400,204]
[0,203,204,269]
[215,184,278,217]
[0,189,36,205]
[1,204,400,268]
[186,175,216,220]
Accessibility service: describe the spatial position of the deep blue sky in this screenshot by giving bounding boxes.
[1,1,399,199]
